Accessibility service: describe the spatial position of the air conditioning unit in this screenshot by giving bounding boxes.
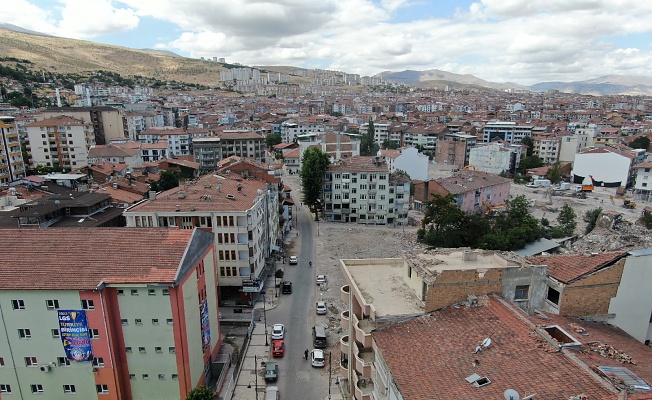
[39,365,51,372]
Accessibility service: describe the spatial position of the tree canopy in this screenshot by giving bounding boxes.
[185,386,215,400]
[265,132,282,149]
[299,147,330,220]
[360,119,379,156]
[545,162,563,184]
[628,136,650,150]
[520,155,544,172]
[520,136,534,157]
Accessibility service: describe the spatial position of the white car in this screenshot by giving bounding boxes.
[311,349,325,368]
[316,301,327,315]
[289,256,298,265]
[316,275,327,285]
[271,324,285,340]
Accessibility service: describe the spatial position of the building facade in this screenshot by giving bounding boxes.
[0,116,26,184]
[26,116,96,170]
[0,228,219,400]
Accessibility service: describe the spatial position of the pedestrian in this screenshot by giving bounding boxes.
[304,349,309,360]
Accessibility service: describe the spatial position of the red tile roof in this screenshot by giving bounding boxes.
[0,228,207,290]
[372,295,619,399]
[527,252,626,283]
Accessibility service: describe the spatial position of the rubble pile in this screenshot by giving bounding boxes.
[572,225,652,253]
[529,331,558,353]
[586,341,636,364]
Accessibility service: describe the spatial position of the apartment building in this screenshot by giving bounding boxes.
[434,133,477,167]
[87,142,143,170]
[280,119,325,142]
[0,116,26,184]
[532,132,560,165]
[124,174,280,296]
[482,121,534,144]
[468,142,523,175]
[137,127,210,157]
[26,116,96,170]
[323,156,409,225]
[572,145,639,187]
[40,106,125,145]
[0,228,219,400]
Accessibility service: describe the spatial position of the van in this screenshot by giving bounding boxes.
[265,386,279,400]
[313,325,327,348]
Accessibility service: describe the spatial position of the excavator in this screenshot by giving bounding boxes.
[482,200,505,216]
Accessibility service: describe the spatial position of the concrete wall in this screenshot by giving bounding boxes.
[573,151,631,186]
[393,148,428,181]
[426,269,503,312]
[502,265,548,313]
[609,253,652,343]
[181,278,203,386]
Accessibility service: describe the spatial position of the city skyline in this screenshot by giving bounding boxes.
[3,1,652,85]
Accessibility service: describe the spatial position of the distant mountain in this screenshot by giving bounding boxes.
[0,23,50,36]
[140,49,180,57]
[531,75,652,95]
[376,69,529,91]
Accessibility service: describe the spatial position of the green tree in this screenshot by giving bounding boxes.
[418,193,466,247]
[545,162,563,184]
[641,212,652,229]
[360,119,379,156]
[519,155,543,171]
[185,386,215,400]
[265,132,282,149]
[628,136,651,150]
[556,204,577,236]
[520,136,534,156]
[299,147,330,221]
[381,139,399,150]
[583,207,602,234]
[153,170,180,191]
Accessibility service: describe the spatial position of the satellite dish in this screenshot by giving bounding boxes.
[482,338,492,348]
[78,218,85,223]
[504,389,520,400]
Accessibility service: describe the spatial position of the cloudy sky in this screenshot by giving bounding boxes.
[4,0,652,85]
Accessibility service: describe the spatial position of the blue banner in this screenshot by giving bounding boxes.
[57,310,93,362]
[200,299,210,351]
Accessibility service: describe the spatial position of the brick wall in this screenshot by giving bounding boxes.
[560,258,625,317]
[425,268,504,311]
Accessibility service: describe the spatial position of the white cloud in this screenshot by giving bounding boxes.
[56,0,139,38]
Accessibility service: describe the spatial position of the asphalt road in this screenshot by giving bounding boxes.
[267,203,332,399]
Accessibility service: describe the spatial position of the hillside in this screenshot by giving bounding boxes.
[376,69,529,91]
[0,28,225,86]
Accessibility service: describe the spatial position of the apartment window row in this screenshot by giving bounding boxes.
[214,215,235,226]
[118,288,169,296]
[129,373,178,380]
[126,346,175,354]
[217,232,236,244]
[121,318,173,326]
[11,299,92,310]
[220,266,238,277]
[218,250,238,261]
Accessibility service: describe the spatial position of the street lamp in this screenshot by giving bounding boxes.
[262,293,268,346]
[247,379,258,400]
[328,351,332,399]
[249,354,259,400]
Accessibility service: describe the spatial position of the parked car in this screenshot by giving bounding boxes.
[272,340,285,357]
[271,324,285,340]
[289,256,298,265]
[311,349,325,368]
[265,386,279,400]
[316,301,327,315]
[264,361,278,382]
[281,281,292,294]
[316,275,327,285]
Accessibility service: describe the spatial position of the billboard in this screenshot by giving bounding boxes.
[200,299,210,351]
[57,310,93,362]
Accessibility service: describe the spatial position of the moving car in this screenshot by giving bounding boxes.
[316,301,327,315]
[264,361,278,382]
[272,340,285,357]
[316,275,327,285]
[289,256,298,265]
[311,349,325,368]
[281,281,292,294]
[271,324,285,340]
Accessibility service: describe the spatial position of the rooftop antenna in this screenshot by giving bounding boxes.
[504,389,520,400]
[473,337,492,354]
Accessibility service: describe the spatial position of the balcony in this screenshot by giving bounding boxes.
[342,208,350,214]
[354,372,374,400]
[340,334,350,355]
[341,310,350,329]
[341,285,350,303]
[354,342,374,378]
[353,313,373,349]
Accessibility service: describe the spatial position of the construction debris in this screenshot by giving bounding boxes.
[586,341,636,364]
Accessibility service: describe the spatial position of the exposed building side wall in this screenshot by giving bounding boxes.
[560,258,625,317]
[425,269,503,311]
[609,254,652,343]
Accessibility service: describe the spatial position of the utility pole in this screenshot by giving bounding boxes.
[328,351,332,400]
[254,354,259,400]
[263,294,268,346]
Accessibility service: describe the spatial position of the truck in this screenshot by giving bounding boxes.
[526,179,551,188]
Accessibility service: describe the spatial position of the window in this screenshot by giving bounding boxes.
[547,287,561,305]
[89,329,100,340]
[11,299,25,310]
[158,374,166,380]
[125,347,132,353]
[0,358,4,367]
[121,319,128,326]
[92,358,104,367]
[408,267,412,278]
[166,318,173,325]
[81,300,94,310]
[139,347,146,353]
[57,357,70,367]
[135,319,142,325]
[96,384,109,394]
[46,299,60,310]
[30,384,43,394]
[129,374,136,380]
[52,329,60,338]
[131,290,139,296]
[25,357,38,367]
[18,329,31,339]
[162,289,169,296]
[117,289,124,296]
[152,319,159,325]
[154,346,162,353]
[169,347,176,354]
[172,374,178,380]
[148,289,156,296]
[142,374,149,380]
[63,384,76,394]
[515,285,530,300]
[0,384,11,393]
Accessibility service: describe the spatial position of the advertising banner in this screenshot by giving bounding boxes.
[200,299,210,351]
[57,310,93,362]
